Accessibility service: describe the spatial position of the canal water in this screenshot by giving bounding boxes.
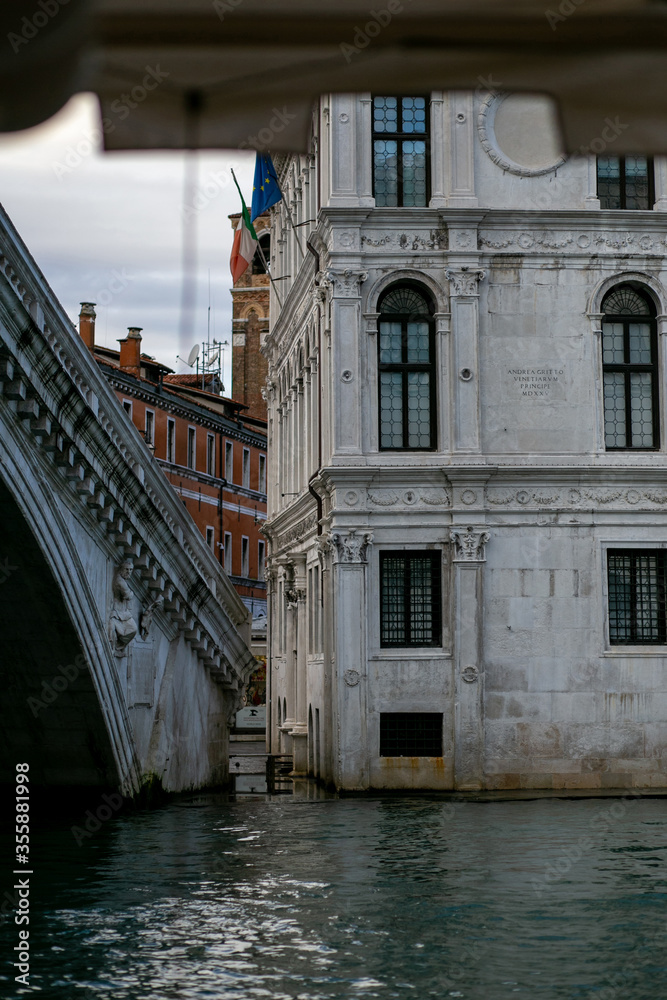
[1,790,666,999]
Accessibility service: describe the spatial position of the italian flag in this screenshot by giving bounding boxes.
[230,193,258,283]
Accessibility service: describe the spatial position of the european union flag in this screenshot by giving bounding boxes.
[250,153,282,221]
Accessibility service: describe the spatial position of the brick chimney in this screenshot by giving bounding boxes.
[79,302,96,351]
[119,327,142,376]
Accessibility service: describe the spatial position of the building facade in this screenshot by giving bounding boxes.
[78,307,268,618]
[263,91,667,791]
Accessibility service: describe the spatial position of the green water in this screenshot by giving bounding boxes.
[1,793,666,998]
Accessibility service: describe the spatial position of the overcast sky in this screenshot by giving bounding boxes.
[0,93,256,393]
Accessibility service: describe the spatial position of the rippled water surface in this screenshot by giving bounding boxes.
[2,792,667,999]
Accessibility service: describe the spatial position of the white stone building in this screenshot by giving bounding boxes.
[262,91,667,792]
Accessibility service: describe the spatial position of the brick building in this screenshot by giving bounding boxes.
[78,303,267,617]
[229,212,270,421]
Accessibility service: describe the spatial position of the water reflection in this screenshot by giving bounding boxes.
[1,794,666,998]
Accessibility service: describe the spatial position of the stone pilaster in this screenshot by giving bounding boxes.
[328,529,372,790]
[450,525,489,790]
[445,267,485,453]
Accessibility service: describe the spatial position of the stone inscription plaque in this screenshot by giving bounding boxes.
[507,366,567,401]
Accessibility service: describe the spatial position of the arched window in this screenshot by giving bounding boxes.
[378,284,436,450]
[601,284,659,450]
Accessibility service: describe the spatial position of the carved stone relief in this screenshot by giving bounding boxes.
[329,529,373,564]
[109,560,138,656]
[445,267,486,296]
[450,527,490,562]
[480,231,667,254]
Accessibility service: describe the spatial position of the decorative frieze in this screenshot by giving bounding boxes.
[485,486,667,509]
[360,230,448,251]
[480,230,667,253]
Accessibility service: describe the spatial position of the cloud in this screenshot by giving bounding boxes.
[0,92,255,389]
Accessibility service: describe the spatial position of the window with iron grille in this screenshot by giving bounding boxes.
[380,551,441,647]
[597,156,654,210]
[380,713,443,756]
[601,285,658,450]
[608,549,667,644]
[372,96,429,207]
[378,285,436,451]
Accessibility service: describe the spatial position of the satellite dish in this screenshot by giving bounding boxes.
[207,350,219,366]
[187,344,200,367]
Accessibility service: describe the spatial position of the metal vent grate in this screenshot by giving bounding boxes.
[380,713,443,757]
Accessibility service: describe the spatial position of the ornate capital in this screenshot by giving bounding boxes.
[445,267,486,297]
[450,526,490,562]
[329,528,373,564]
[323,268,368,298]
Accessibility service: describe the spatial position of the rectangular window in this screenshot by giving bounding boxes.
[225,441,233,482]
[224,532,232,573]
[258,454,266,494]
[372,96,429,207]
[241,536,249,577]
[144,409,154,447]
[166,419,175,463]
[258,540,265,581]
[380,713,443,757]
[608,549,667,644]
[207,434,215,476]
[187,427,196,469]
[380,551,441,647]
[122,399,132,417]
[597,156,654,210]
[243,448,250,489]
[205,526,215,550]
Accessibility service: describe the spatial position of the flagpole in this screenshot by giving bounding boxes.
[230,168,283,308]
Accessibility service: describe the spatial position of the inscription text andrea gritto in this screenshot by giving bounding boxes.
[508,368,565,398]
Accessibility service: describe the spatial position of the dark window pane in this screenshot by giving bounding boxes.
[629,372,654,447]
[624,156,650,210]
[374,139,398,207]
[597,156,621,209]
[407,372,431,448]
[379,321,403,363]
[374,96,398,133]
[379,372,403,448]
[608,551,666,644]
[603,372,626,448]
[380,555,406,645]
[380,713,442,756]
[380,552,441,646]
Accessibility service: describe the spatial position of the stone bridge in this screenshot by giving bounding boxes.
[0,207,257,796]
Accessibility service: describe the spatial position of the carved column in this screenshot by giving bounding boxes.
[329,528,373,790]
[445,267,485,453]
[450,525,489,790]
[289,554,308,773]
[326,269,367,458]
[282,566,297,749]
